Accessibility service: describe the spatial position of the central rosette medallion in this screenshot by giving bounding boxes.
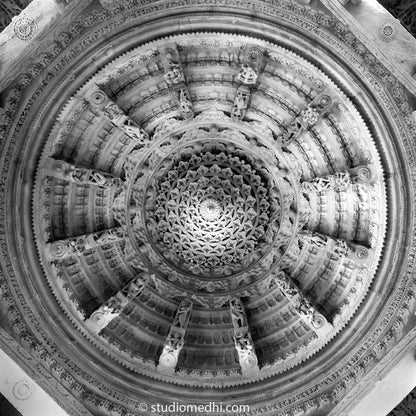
[145,146,273,277]
[199,198,222,221]
[125,129,296,298]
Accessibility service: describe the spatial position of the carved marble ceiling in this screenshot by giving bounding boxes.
[34,34,387,385]
[0,1,415,416]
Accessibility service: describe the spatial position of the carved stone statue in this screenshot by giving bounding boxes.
[157,299,193,372]
[165,329,185,351]
[334,172,351,189]
[85,274,149,334]
[281,119,302,146]
[103,102,126,124]
[85,293,127,334]
[229,298,259,374]
[124,279,145,299]
[232,85,250,120]
[124,124,148,142]
[178,88,194,119]
[95,94,149,142]
[174,301,192,328]
[278,277,298,299]
[234,333,253,352]
[230,299,246,328]
[300,107,319,126]
[164,64,185,86]
[297,298,315,320]
[238,64,258,85]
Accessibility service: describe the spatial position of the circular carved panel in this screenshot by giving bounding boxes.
[12,380,35,401]
[13,16,37,41]
[20,22,395,414]
[132,142,282,278]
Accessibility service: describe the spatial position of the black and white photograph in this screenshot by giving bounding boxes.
[0,0,416,415]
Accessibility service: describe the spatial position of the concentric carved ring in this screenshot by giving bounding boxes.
[144,146,275,277]
[355,166,371,183]
[12,380,35,401]
[355,246,369,260]
[124,128,300,297]
[13,16,38,41]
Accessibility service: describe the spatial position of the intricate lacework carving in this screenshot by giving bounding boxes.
[301,172,352,193]
[144,148,272,277]
[20,24,389,412]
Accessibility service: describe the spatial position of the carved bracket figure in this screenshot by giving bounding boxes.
[46,228,125,261]
[178,87,194,119]
[45,158,122,188]
[239,46,264,85]
[297,194,312,230]
[157,299,193,373]
[229,298,259,376]
[273,271,332,333]
[238,64,259,85]
[232,85,251,121]
[161,46,185,87]
[280,92,333,146]
[85,273,149,334]
[161,45,194,120]
[231,46,264,121]
[88,90,149,143]
[301,172,352,194]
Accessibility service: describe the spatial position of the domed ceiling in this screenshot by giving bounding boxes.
[0,1,415,416]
